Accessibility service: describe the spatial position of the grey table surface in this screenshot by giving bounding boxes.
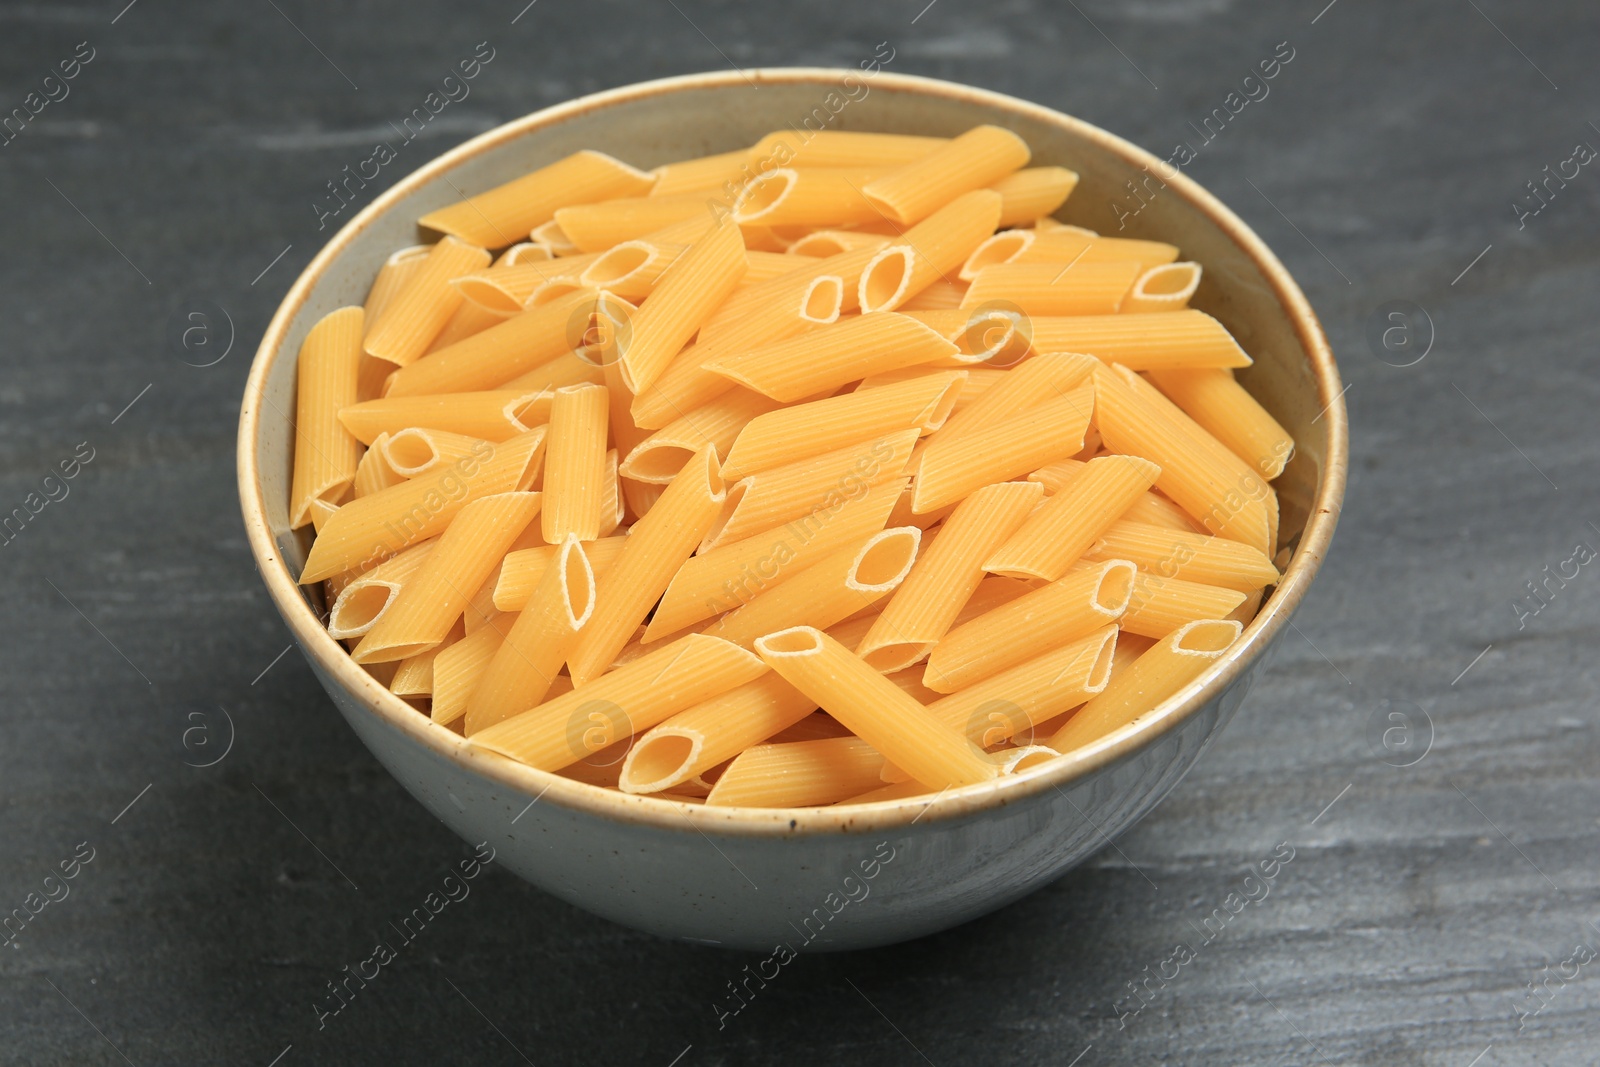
[2,1,1597,1064]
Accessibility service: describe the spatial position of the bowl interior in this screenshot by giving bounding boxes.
[243,69,1343,828]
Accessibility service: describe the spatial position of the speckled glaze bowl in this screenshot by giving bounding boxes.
[238,69,1346,951]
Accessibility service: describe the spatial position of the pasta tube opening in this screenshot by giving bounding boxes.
[328,579,401,639]
[754,626,824,658]
[801,275,844,323]
[618,730,702,795]
[1173,618,1242,655]
[1124,262,1201,313]
[582,240,659,288]
[858,245,914,313]
[731,169,797,223]
[960,229,1034,281]
[848,528,921,592]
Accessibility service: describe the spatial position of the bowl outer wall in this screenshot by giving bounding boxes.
[238,68,1346,950]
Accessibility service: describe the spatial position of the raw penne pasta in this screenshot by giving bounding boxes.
[326,538,437,639]
[554,194,710,253]
[858,189,1004,312]
[1084,520,1280,592]
[289,307,364,528]
[352,492,542,662]
[617,218,747,394]
[1122,262,1201,313]
[707,428,919,549]
[986,455,1162,581]
[541,383,609,542]
[470,634,768,770]
[989,166,1079,227]
[898,278,969,311]
[1119,571,1248,640]
[453,256,600,313]
[299,429,543,584]
[732,168,887,227]
[1026,457,1194,536]
[389,624,458,697]
[706,312,956,403]
[428,301,514,358]
[363,245,429,323]
[338,390,551,445]
[746,130,946,170]
[1146,368,1294,480]
[911,382,1093,513]
[1048,619,1240,753]
[960,261,1142,316]
[493,534,626,611]
[351,432,404,499]
[902,307,1030,366]
[925,627,1116,746]
[646,476,906,638]
[464,535,595,734]
[430,614,516,726]
[419,149,655,249]
[786,230,890,257]
[502,350,606,393]
[857,365,1004,412]
[704,736,887,808]
[858,481,1042,672]
[863,125,1030,224]
[618,388,780,484]
[705,527,920,648]
[704,241,887,336]
[383,289,596,397]
[1010,230,1182,272]
[380,428,489,477]
[721,370,964,479]
[650,148,751,197]
[530,219,580,256]
[620,673,817,795]
[579,240,685,301]
[755,627,997,789]
[923,560,1136,693]
[1024,311,1251,370]
[928,352,1097,448]
[565,448,725,685]
[363,237,491,367]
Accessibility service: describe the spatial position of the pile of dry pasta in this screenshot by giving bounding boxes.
[287,126,1294,808]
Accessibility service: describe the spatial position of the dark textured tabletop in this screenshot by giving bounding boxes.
[3,1,1597,1064]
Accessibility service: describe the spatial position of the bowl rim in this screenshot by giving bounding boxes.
[237,67,1347,837]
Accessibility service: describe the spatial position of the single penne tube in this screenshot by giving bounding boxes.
[1024,311,1251,370]
[541,383,609,542]
[597,448,623,537]
[1027,458,1200,532]
[1047,619,1241,754]
[898,278,969,311]
[383,289,597,396]
[501,350,606,393]
[578,240,685,300]
[755,627,997,789]
[703,241,887,337]
[960,261,1142,316]
[493,534,625,611]
[289,306,365,528]
[425,300,513,355]
[857,365,1005,412]
[989,166,1079,227]
[927,352,1097,448]
[351,491,542,663]
[553,195,713,253]
[363,245,429,323]
[705,527,921,648]
[1085,520,1280,592]
[338,390,551,445]
[464,536,596,734]
[925,626,1117,746]
[617,388,781,484]
[363,236,491,367]
[629,273,844,431]
[858,189,1005,312]
[746,130,946,170]
[352,432,404,498]
[299,429,543,584]
[430,614,516,725]
[1093,363,1272,552]
[418,149,655,249]
[862,125,1030,224]
[380,428,490,477]
[721,370,964,480]
[706,312,956,403]
[565,448,725,685]
[617,218,747,394]
[902,307,1031,366]
[1145,368,1294,479]
[911,382,1093,513]
[326,539,437,639]
[619,673,817,795]
[786,230,890,257]
[959,228,1036,281]
[1011,230,1181,272]
[731,168,887,227]
[470,634,769,769]
[1122,262,1201,313]
[986,455,1162,581]
[703,736,887,808]
[389,630,455,697]
[1119,571,1248,640]
[706,428,919,549]
[744,250,821,280]
[649,148,751,197]
[923,560,1136,693]
[307,498,341,533]
[452,256,601,313]
[858,481,1042,672]
[646,476,906,638]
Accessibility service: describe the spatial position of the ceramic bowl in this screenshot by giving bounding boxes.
[237,69,1346,951]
